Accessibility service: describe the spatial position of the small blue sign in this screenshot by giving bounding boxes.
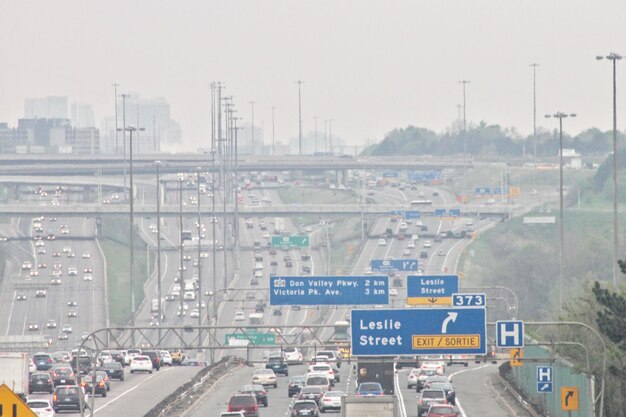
[408,171,441,181]
[434,209,461,217]
[371,259,419,273]
[403,211,421,220]
[388,210,403,216]
[407,275,459,299]
[452,293,486,307]
[537,366,553,383]
[270,276,389,306]
[351,308,487,356]
[493,187,508,195]
[537,382,553,393]
[382,170,399,178]
[475,187,491,195]
[496,320,525,348]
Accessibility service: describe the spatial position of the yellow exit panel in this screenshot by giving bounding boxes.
[561,387,579,411]
[510,348,523,367]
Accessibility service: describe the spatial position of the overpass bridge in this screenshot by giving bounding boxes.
[0,154,472,176]
[0,202,515,219]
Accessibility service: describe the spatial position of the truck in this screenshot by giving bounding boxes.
[0,352,30,401]
[356,358,395,395]
[341,395,398,417]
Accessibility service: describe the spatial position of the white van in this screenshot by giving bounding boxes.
[305,373,331,392]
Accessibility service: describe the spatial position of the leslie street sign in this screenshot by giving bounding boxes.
[270,275,389,306]
[407,275,459,305]
[351,307,486,356]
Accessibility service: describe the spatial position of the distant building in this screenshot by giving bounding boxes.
[24,96,68,119]
[71,102,95,128]
[66,127,100,155]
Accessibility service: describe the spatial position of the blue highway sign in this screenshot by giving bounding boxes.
[475,187,491,195]
[270,276,389,306]
[496,320,525,348]
[351,308,486,356]
[434,208,461,217]
[407,275,458,305]
[403,211,421,220]
[371,259,419,273]
[452,293,486,307]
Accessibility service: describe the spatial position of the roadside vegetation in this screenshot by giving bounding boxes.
[99,216,151,326]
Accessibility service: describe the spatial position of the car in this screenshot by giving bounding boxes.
[283,347,304,364]
[407,240,416,249]
[240,384,268,407]
[190,308,200,318]
[308,364,336,383]
[298,386,324,404]
[407,367,422,388]
[81,373,107,397]
[417,389,448,416]
[67,252,75,258]
[130,355,153,373]
[84,267,93,273]
[83,274,93,281]
[58,332,68,340]
[82,252,91,259]
[265,356,289,376]
[319,390,344,413]
[314,350,341,368]
[426,405,458,417]
[28,323,40,331]
[423,241,432,248]
[235,311,246,321]
[52,251,61,257]
[355,382,384,396]
[285,260,293,267]
[37,249,46,255]
[16,294,26,301]
[227,394,259,417]
[52,385,86,413]
[29,372,54,394]
[50,366,75,387]
[437,249,446,256]
[302,265,311,274]
[475,344,498,364]
[67,301,77,307]
[292,400,320,417]
[252,369,278,388]
[102,361,125,381]
[142,350,162,370]
[22,261,33,270]
[46,319,57,329]
[424,381,456,405]
[26,399,55,417]
[36,290,46,298]
[378,238,387,246]
[50,278,62,285]
[288,375,307,397]
[159,351,173,366]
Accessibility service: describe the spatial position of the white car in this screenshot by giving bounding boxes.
[378,238,387,246]
[26,399,55,417]
[319,391,345,413]
[438,249,446,256]
[283,347,304,364]
[190,308,200,318]
[235,311,245,321]
[363,266,373,275]
[130,355,153,374]
[407,367,421,388]
[252,369,277,388]
[82,252,91,259]
[28,359,36,373]
[160,351,173,366]
[83,274,93,281]
[423,241,432,248]
[407,241,416,249]
[307,364,336,382]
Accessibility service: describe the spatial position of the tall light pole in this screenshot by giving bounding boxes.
[178,174,184,314]
[112,84,119,153]
[120,94,129,201]
[210,151,217,323]
[272,105,276,157]
[545,112,576,312]
[314,116,318,154]
[529,64,539,160]
[154,160,162,340]
[459,80,470,154]
[118,125,144,331]
[249,100,255,154]
[596,53,622,290]
[196,168,203,333]
[296,80,303,155]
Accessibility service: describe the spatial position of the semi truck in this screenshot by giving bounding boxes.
[0,352,30,401]
[341,395,398,417]
[356,357,395,395]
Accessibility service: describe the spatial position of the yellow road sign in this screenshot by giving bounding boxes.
[407,297,452,306]
[561,386,579,411]
[0,384,37,417]
[412,334,481,349]
[510,348,523,367]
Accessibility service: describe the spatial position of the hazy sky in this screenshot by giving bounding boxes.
[2,1,626,151]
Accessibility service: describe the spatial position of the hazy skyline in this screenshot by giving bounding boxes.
[2,1,626,151]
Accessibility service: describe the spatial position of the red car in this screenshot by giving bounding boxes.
[427,405,457,417]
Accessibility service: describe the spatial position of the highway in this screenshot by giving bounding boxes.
[0,171,536,417]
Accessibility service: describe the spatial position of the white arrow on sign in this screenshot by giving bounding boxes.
[441,312,458,333]
[539,383,550,391]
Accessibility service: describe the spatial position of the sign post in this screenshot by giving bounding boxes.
[350,308,486,356]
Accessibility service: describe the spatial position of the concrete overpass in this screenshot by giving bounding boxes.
[0,154,472,176]
[0,202,515,218]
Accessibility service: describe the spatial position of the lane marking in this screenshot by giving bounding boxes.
[448,364,491,417]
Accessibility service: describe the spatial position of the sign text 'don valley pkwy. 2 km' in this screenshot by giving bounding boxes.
[351,308,486,356]
[270,276,389,305]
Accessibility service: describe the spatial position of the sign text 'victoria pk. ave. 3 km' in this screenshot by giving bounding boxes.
[351,308,486,356]
[270,276,389,305]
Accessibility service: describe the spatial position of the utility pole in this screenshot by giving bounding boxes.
[329,119,333,155]
[272,105,276,157]
[458,80,470,155]
[250,100,255,154]
[112,84,119,153]
[314,116,318,154]
[120,94,129,201]
[296,80,303,155]
[530,64,539,160]
[155,160,162,341]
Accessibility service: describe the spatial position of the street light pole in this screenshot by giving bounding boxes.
[196,169,203,337]
[529,64,539,160]
[458,80,470,154]
[314,116,318,154]
[120,94,129,201]
[178,175,184,315]
[272,105,276,157]
[296,80,303,155]
[155,160,162,341]
[596,53,622,290]
[545,112,576,312]
[112,84,119,153]
[250,100,255,154]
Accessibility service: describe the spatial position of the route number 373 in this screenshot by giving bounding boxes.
[452,293,486,307]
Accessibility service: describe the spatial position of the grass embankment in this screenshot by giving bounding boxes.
[276,186,363,275]
[100,216,151,326]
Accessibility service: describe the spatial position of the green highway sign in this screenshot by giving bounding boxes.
[271,235,309,248]
[225,332,276,345]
